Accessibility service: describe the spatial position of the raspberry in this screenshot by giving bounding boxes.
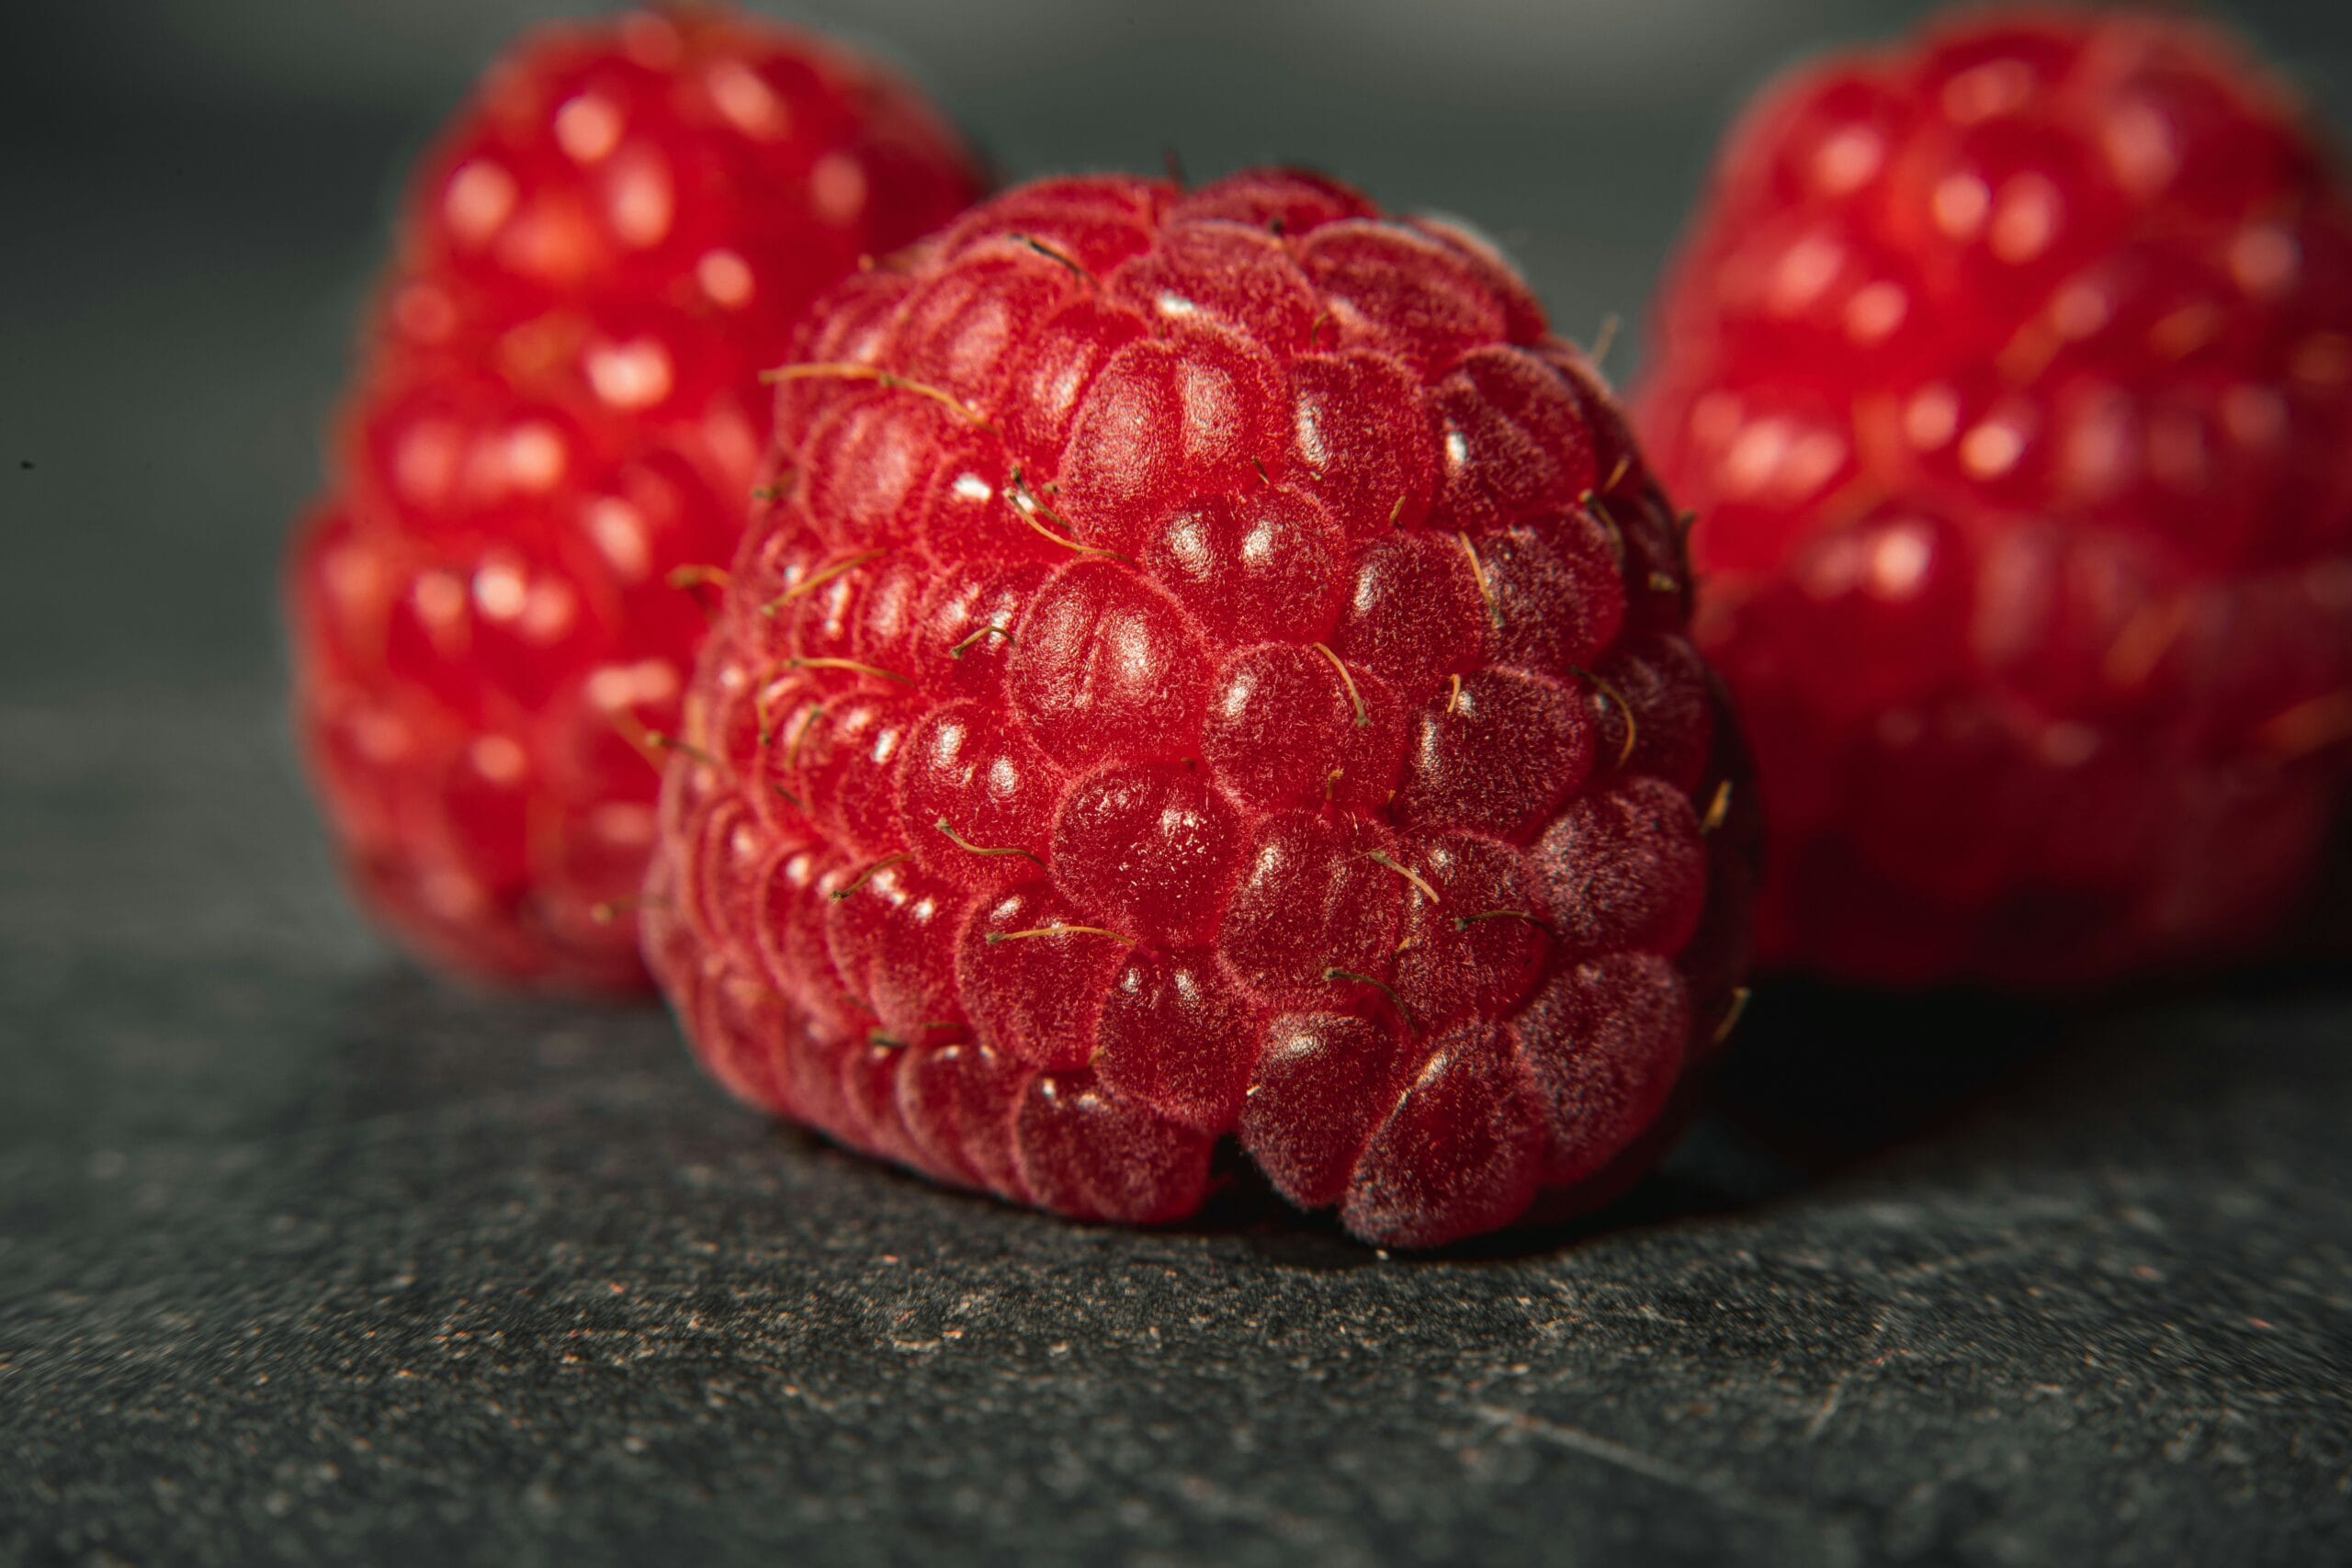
[1638,8,2352,986]
[286,7,981,988]
[643,169,1756,1247]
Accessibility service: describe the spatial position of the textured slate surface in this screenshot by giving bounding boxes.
[5,5,2352,1562]
[4,688,2349,1567]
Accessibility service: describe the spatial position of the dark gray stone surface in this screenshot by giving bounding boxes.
[4,686,2348,1566]
[4,4,2350,1562]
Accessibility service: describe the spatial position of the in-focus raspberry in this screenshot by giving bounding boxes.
[646,168,1755,1247]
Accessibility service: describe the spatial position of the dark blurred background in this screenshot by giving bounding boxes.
[5,0,2349,705]
[6,6,2352,1565]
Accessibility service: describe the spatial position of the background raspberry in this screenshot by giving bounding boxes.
[646,168,1755,1247]
[1638,8,2352,986]
[286,6,981,988]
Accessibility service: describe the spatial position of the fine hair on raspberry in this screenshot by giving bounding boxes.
[645,167,1756,1248]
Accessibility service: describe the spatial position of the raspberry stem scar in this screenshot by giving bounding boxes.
[984,924,1135,945]
[608,708,671,774]
[1006,231,1089,281]
[762,550,884,615]
[1322,967,1414,1032]
[1363,851,1440,906]
[1004,466,1126,557]
[1579,490,1625,560]
[753,682,787,746]
[611,708,720,775]
[868,1022,961,1049]
[1310,642,1369,728]
[1589,313,1620,368]
[1006,465,1074,535]
[1702,780,1733,834]
[1712,987,1753,1047]
[948,624,1013,659]
[1453,908,1551,934]
[831,853,909,901]
[787,656,913,685]
[759,362,996,433]
[666,564,731,592]
[1569,664,1639,766]
[782,702,824,769]
[1004,500,1109,554]
[1455,533,1502,631]
[645,730,723,769]
[934,816,1045,865]
[590,893,672,924]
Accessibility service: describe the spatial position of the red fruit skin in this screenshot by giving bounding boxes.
[286,6,982,989]
[1638,7,2352,987]
[645,169,1756,1247]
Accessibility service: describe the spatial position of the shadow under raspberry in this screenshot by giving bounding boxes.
[1322,961,2352,1264]
[300,956,2351,1272]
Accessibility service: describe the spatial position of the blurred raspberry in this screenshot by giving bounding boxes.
[646,168,1755,1247]
[1639,7,2352,986]
[287,6,981,987]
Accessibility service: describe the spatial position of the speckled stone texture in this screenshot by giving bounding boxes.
[5,688,2350,1567]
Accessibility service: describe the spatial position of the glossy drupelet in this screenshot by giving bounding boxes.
[287,7,981,988]
[1638,8,2352,986]
[644,169,1757,1247]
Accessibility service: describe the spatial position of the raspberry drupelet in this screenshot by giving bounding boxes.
[1638,8,2352,986]
[644,168,1757,1247]
[287,6,982,988]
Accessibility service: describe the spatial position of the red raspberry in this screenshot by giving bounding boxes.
[643,169,1756,1247]
[286,7,981,988]
[1638,8,2352,986]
